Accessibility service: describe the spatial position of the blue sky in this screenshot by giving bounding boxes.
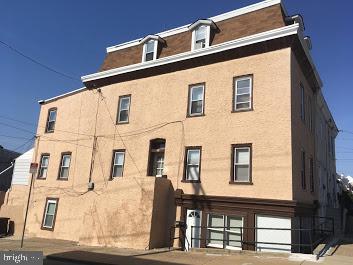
[1,0,352,175]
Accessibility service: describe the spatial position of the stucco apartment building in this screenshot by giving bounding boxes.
[17,0,339,252]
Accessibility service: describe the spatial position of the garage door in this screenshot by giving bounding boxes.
[256,215,291,253]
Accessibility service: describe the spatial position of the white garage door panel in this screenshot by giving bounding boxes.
[256,215,291,253]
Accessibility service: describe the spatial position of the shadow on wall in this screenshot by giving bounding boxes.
[149,177,176,249]
[46,250,186,265]
[0,191,5,209]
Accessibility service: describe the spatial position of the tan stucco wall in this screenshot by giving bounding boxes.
[290,51,316,204]
[0,185,29,237]
[28,48,294,247]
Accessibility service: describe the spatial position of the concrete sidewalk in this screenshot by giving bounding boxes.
[0,237,352,265]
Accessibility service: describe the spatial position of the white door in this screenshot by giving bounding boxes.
[256,215,291,252]
[185,209,201,251]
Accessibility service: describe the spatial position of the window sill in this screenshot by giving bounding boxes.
[231,108,253,113]
[229,181,253,185]
[116,121,129,125]
[57,178,69,181]
[36,177,47,180]
[181,179,201,183]
[41,226,54,231]
[44,130,54,134]
[186,113,205,118]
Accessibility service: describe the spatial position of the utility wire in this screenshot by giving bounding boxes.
[0,121,35,135]
[0,134,32,140]
[0,115,94,137]
[0,39,81,83]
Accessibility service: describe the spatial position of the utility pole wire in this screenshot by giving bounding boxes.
[0,39,81,83]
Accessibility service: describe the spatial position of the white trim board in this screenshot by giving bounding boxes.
[106,0,284,53]
[38,87,87,104]
[82,24,303,83]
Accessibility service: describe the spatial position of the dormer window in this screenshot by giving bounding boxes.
[189,19,217,51]
[144,40,157,62]
[140,35,166,62]
[194,26,207,49]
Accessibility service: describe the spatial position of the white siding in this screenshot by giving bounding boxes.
[11,149,34,185]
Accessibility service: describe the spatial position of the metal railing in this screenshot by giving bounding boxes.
[187,217,334,254]
[169,216,334,254]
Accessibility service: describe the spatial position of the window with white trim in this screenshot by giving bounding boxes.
[207,214,243,249]
[192,25,210,50]
[188,84,205,116]
[234,76,252,111]
[117,95,131,124]
[58,153,71,179]
[46,108,57,133]
[112,150,125,178]
[185,147,201,181]
[143,40,157,62]
[42,198,58,229]
[38,154,50,179]
[232,145,251,182]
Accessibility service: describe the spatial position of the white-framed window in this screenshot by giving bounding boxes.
[207,214,224,248]
[185,147,201,181]
[301,84,305,121]
[38,154,50,179]
[112,150,125,178]
[117,95,131,124]
[207,214,243,249]
[42,198,58,229]
[232,145,251,182]
[192,25,211,51]
[234,76,252,111]
[142,39,158,62]
[46,108,57,133]
[188,84,205,116]
[58,153,71,179]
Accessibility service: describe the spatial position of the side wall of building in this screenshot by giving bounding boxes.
[290,51,316,204]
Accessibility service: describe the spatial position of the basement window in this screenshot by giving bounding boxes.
[41,198,58,230]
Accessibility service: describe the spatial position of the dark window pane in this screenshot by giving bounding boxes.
[44,215,54,228]
[113,165,123,177]
[236,102,250,109]
[119,110,129,122]
[60,167,69,179]
[187,165,199,180]
[191,100,203,114]
[145,52,154,61]
[47,121,55,132]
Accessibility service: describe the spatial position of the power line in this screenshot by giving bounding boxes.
[0,134,32,140]
[0,39,81,83]
[340,130,353,135]
[0,114,94,137]
[0,121,35,135]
